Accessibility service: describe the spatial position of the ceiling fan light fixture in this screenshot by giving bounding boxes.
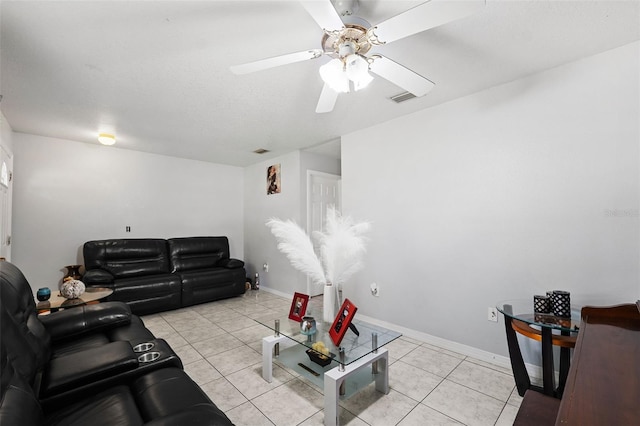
[319,58,350,93]
[345,54,373,91]
[98,133,116,146]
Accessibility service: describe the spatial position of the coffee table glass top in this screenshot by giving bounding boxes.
[37,287,113,311]
[255,316,401,367]
[497,299,581,333]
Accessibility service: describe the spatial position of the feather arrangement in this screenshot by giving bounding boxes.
[265,218,326,285]
[314,206,371,287]
[266,205,370,292]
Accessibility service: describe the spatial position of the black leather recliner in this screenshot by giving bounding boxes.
[168,237,246,307]
[83,236,246,315]
[0,261,233,425]
[82,238,183,315]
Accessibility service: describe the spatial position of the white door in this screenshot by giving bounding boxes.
[307,171,341,296]
[0,147,13,261]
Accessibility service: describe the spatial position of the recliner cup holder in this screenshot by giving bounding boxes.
[133,342,155,352]
[138,351,161,363]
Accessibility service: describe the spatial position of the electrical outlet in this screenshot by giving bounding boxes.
[370,282,379,297]
[263,263,269,272]
[488,307,498,322]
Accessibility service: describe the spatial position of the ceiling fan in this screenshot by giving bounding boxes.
[230,0,485,113]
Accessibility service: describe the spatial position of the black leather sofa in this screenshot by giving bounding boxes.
[0,261,233,425]
[83,237,246,315]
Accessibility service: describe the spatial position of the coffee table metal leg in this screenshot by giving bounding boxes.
[323,348,390,426]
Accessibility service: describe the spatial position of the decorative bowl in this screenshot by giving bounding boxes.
[60,279,85,299]
[36,287,51,301]
[306,349,334,367]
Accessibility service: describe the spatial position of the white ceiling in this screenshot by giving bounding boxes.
[1,1,638,166]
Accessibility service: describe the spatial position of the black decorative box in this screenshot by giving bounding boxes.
[306,349,334,367]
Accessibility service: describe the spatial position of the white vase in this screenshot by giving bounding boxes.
[323,283,335,323]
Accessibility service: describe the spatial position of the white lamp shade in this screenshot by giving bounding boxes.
[345,54,373,91]
[319,59,350,93]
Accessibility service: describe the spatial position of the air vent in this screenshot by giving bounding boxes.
[390,92,416,103]
[253,148,270,154]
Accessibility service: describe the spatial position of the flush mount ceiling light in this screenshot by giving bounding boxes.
[98,133,116,146]
[230,0,485,113]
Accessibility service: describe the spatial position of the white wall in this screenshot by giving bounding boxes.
[243,150,340,296]
[12,133,244,288]
[342,41,639,358]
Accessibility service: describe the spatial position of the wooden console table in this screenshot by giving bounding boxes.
[555,303,640,425]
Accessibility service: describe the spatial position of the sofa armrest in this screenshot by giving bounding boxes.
[144,404,233,426]
[82,269,115,285]
[217,258,244,269]
[40,341,138,398]
[39,302,132,341]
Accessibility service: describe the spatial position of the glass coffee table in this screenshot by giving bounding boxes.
[37,287,113,314]
[255,316,401,426]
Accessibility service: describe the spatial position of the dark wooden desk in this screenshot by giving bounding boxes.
[555,303,640,425]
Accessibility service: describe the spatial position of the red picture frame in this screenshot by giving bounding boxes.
[329,298,358,347]
[288,292,309,322]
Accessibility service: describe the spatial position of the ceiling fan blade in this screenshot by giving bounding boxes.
[372,0,485,44]
[230,49,323,75]
[316,83,339,113]
[369,55,435,97]
[300,0,344,31]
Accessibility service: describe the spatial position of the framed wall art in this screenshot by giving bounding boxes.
[267,164,281,195]
[329,298,358,346]
[288,292,309,322]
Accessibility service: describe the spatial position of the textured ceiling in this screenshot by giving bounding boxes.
[1,1,638,166]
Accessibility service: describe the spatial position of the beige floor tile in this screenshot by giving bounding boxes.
[298,408,368,426]
[144,321,176,337]
[201,308,244,324]
[225,401,275,426]
[173,343,203,365]
[231,323,272,345]
[183,358,222,386]
[495,403,519,426]
[200,377,248,412]
[225,362,294,400]
[447,360,515,402]
[389,360,443,402]
[160,308,201,321]
[154,295,522,426]
[192,333,245,358]
[178,324,228,343]
[506,387,523,407]
[397,403,463,425]
[156,330,188,349]
[401,345,463,378]
[339,385,418,426]
[423,380,505,426]
[206,344,262,376]
[252,379,323,426]
[168,316,214,332]
[465,357,513,376]
[218,316,263,333]
[386,337,420,363]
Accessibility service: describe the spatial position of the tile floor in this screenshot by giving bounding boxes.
[142,291,522,425]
